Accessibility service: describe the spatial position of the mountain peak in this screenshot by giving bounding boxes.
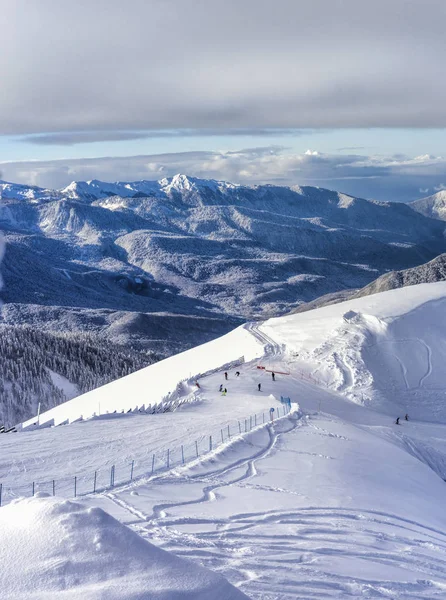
[410,190,446,221]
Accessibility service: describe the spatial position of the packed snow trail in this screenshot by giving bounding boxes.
[87,410,446,600]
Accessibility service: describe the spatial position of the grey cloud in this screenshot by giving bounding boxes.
[19,129,307,146]
[0,0,445,135]
[21,131,156,146]
[2,147,446,202]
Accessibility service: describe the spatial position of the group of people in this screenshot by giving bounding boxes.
[220,370,276,394]
[395,414,409,425]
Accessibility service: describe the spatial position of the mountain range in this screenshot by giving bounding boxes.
[1,175,445,352]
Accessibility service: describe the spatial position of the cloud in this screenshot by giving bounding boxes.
[0,0,445,136]
[2,147,445,202]
[19,129,307,146]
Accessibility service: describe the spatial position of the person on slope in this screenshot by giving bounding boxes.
[405,414,409,421]
[258,383,262,392]
[224,372,228,380]
[222,388,227,396]
[219,384,223,392]
[395,417,400,425]
[235,371,240,377]
[271,372,275,381]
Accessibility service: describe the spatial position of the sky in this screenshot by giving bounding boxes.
[1,0,445,202]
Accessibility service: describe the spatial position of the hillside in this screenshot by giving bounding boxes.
[410,190,446,220]
[293,252,446,313]
[0,326,156,427]
[3,282,446,598]
[1,175,445,345]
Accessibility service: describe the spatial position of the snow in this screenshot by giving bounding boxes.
[47,369,80,401]
[262,281,446,419]
[3,282,446,598]
[21,323,264,428]
[410,190,446,220]
[0,496,248,600]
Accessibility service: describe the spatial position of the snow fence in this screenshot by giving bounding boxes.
[1,402,294,506]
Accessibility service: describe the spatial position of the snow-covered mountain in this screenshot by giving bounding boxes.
[4,282,446,598]
[293,252,446,313]
[409,190,446,220]
[1,175,445,361]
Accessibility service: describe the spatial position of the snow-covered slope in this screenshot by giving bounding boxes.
[0,496,248,600]
[20,323,264,428]
[3,282,446,598]
[263,281,446,420]
[410,190,446,220]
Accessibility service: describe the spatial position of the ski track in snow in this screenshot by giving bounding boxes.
[99,412,446,599]
[88,321,446,599]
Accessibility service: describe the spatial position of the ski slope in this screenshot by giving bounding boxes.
[263,281,446,420]
[2,282,446,598]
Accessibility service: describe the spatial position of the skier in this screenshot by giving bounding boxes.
[235,371,240,377]
[224,372,228,380]
[258,383,261,392]
[395,417,400,425]
[219,384,223,392]
[405,413,409,421]
[271,372,275,381]
[195,381,200,389]
[221,387,227,396]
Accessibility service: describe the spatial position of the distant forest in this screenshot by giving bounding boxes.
[0,326,158,427]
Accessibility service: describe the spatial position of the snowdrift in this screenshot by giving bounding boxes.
[0,496,249,600]
[262,281,446,421]
[20,324,263,429]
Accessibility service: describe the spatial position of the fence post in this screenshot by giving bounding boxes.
[195,440,199,458]
[228,424,230,439]
[32,482,35,497]
[245,419,247,432]
[167,449,170,469]
[74,476,77,497]
[221,428,224,443]
[151,454,155,475]
[238,421,241,434]
[93,471,97,493]
[250,416,252,430]
[110,465,115,488]
[209,435,213,451]
[130,460,135,481]
[52,480,55,496]
[255,414,257,426]
[181,445,185,464]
